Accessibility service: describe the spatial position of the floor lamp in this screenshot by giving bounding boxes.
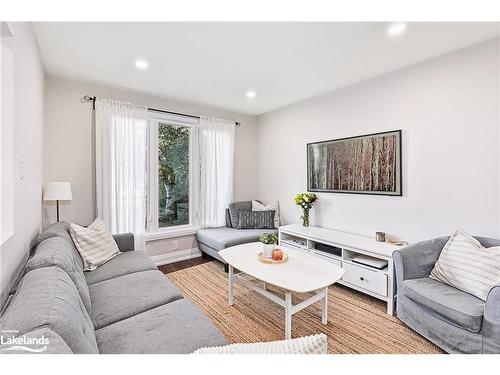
[43,182,73,222]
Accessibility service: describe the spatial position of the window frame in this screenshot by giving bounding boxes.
[146,111,199,235]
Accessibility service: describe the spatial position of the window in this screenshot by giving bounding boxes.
[158,124,190,227]
[148,112,198,233]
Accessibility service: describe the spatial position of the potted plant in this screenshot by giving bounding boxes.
[259,233,278,258]
[294,193,318,227]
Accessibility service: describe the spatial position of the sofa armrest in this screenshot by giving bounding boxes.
[483,285,500,353]
[113,233,135,252]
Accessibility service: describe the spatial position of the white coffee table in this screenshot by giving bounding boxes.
[219,242,345,339]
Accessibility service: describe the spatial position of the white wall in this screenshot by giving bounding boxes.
[257,39,500,243]
[0,23,45,307]
[43,76,259,258]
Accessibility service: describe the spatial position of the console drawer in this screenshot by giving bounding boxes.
[342,262,387,297]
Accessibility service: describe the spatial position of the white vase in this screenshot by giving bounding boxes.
[262,243,275,258]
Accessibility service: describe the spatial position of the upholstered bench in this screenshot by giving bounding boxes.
[196,201,278,271]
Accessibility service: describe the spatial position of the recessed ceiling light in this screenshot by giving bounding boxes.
[246,90,256,99]
[387,22,407,37]
[134,59,149,71]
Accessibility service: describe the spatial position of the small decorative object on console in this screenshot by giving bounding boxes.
[375,232,386,242]
[259,232,278,258]
[294,192,318,227]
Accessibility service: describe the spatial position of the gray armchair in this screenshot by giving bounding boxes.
[393,236,500,354]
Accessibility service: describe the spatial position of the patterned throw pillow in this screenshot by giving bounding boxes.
[194,333,327,354]
[430,230,500,300]
[228,207,242,228]
[69,218,121,271]
[252,200,281,228]
[237,210,276,229]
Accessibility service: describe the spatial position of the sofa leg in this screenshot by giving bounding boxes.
[224,263,229,273]
[201,251,208,259]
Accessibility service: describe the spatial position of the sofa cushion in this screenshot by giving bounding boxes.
[228,201,252,229]
[95,299,227,354]
[0,328,73,354]
[404,277,485,332]
[89,270,183,329]
[237,210,276,229]
[430,230,500,301]
[37,221,84,270]
[84,251,157,285]
[252,200,281,228]
[197,227,277,251]
[0,267,98,353]
[27,237,91,314]
[69,218,121,271]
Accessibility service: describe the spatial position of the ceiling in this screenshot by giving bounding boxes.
[33,22,499,115]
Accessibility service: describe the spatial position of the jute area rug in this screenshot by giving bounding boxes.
[167,261,443,354]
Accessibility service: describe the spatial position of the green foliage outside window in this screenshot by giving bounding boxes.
[158,124,190,227]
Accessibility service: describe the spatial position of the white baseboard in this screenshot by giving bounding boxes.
[150,247,202,266]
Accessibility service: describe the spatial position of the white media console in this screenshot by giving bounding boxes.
[278,224,407,315]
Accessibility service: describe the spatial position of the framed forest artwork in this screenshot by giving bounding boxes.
[307,130,402,196]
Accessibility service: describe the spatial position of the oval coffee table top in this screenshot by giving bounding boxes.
[219,242,345,293]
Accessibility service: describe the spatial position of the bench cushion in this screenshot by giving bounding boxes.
[27,237,91,314]
[84,251,157,285]
[89,270,183,329]
[95,299,227,354]
[0,267,98,353]
[404,277,485,332]
[197,227,277,251]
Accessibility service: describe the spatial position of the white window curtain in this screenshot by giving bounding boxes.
[197,117,235,228]
[95,98,148,250]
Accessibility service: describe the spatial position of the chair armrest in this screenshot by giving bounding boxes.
[393,237,448,282]
[113,233,135,252]
[483,285,500,353]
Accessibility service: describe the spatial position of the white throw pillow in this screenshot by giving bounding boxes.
[193,334,327,354]
[252,200,281,228]
[69,218,121,271]
[430,230,500,300]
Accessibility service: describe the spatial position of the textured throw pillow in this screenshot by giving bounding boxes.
[252,200,281,228]
[69,218,121,271]
[430,230,500,300]
[194,334,327,354]
[237,210,275,229]
[228,207,242,229]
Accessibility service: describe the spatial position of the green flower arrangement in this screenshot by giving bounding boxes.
[294,193,318,227]
[259,233,278,245]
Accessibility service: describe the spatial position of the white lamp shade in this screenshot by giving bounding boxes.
[43,182,73,201]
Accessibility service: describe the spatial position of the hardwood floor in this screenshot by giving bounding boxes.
[158,256,212,274]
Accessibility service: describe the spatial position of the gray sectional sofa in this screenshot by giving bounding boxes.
[196,201,278,267]
[0,222,227,354]
[393,236,500,354]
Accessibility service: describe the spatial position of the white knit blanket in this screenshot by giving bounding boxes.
[193,334,327,354]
